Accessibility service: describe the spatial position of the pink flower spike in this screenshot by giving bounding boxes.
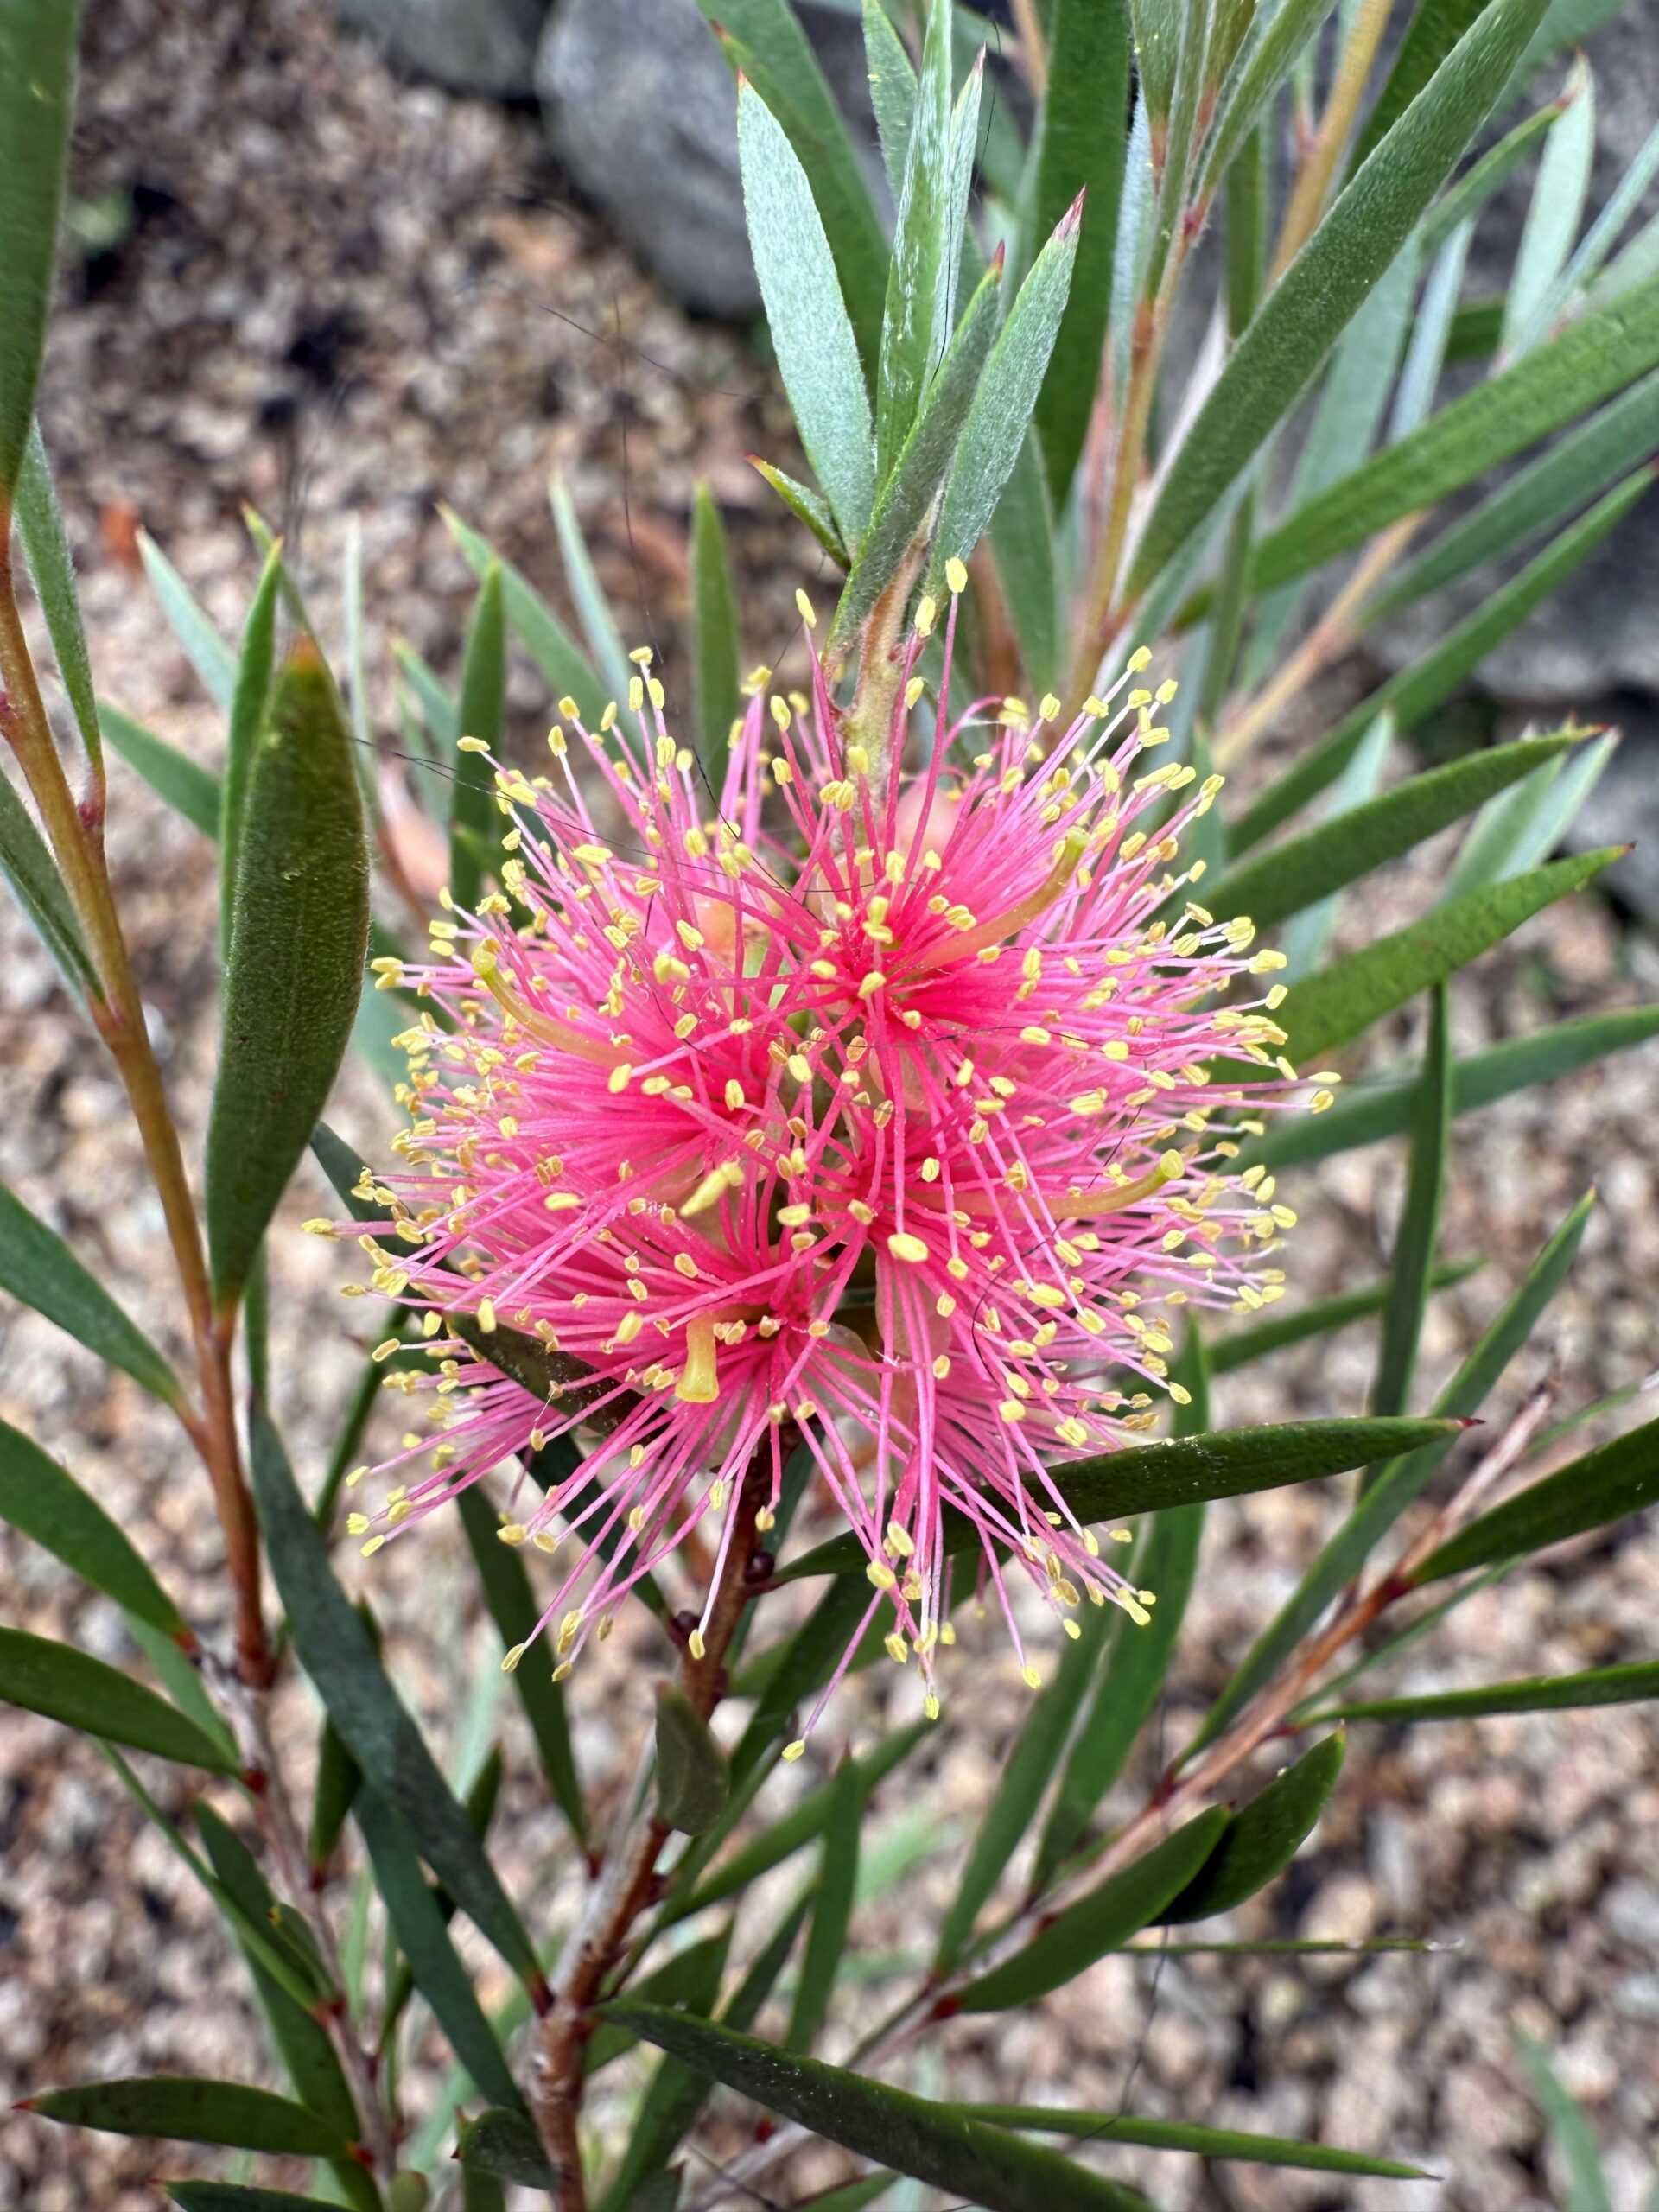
[338,610,1317,1745]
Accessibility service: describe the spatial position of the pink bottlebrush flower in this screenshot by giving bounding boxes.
[327,579,1329,1746]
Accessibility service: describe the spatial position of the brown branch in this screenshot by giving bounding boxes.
[529,1447,775,2211]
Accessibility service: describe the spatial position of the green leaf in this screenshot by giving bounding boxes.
[1276,847,1621,1065]
[1036,1507,1204,1891]
[655,1684,731,1836]
[865,0,915,196]
[190,1804,363,2147]
[1160,1733,1344,1921]
[1211,733,1580,933]
[99,702,221,836]
[0,1625,235,1769]
[833,257,1004,652]
[204,640,369,1307]
[1198,1191,1594,1753]
[1500,55,1595,360]
[25,2076,348,2158]
[989,429,1060,692]
[926,200,1082,590]
[448,565,505,913]
[0,1419,186,1637]
[14,423,100,770]
[166,2188,344,2211]
[1353,0,1496,170]
[356,1786,525,2112]
[136,529,238,709]
[442,505,603,721]
[1245,278,1659,599]
[0,755,99,996]
[702,0,888,369]
[1318,1656,1659,1722]
[0,1179,179,1406]
[690,485,741,791]
[957,2106,1427,2177]
[0,0,78,495]
[788,1758,860,2054]
[876,0,957,481]
[1373,985,1452,1422]
[1131,0,1549,596]
[749,455,851,566]
[1255,1005,1659,1173]
[598,1932,734,2212]
[1210,1261,1481,1374]
[938,1597,1110,1967]
[598,2005,1157,2212]
[549,477,632,713]
[738,80,874,550]
[458,2105,558,2189]
[1414,1413,1659,1583]
[1374,377,1659,624]
[246,1407,540,1986]
[729,1573,874,1772]
[456,1484,584,1845]
[1030,0,1130,502]
[1515,2031,1615,2212]
[675,1721,930,1922]
[957,1808,1230,2011]
[1274,714,1393,981]
[1198,0,1342,199]
[778,1417,1463,1581]
[219,543,283,963]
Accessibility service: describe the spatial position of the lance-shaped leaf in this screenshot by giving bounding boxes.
[457,1484,584,1844]
[1244,277,1659,598]
[957,1809,1230,2011]
[957,2106,1427,2177]
[599,1929,733,2212]
[1209,733,1581,934]
[1029,0,1131,503]
[1255,1005,1659,1173]
[1159,1733,1344,1921]
[459,2105,560,2189]
[1195,1190,1595,1751]
[690,485,741,791]
[14,423,100,771]
[205,639,369,1307]
[448,563,505,913]
[832,257,1004,652]
[0,1183,180,1405]
[656,1684,731,1835]
[1236,473,1653,854]
[219,543,284,960]
[749,455,850,566]
[925,200,1083,591]
[0,1627,235,1770]
[0,0,78,495]
[1276,848,1622,1065]
[443,505,603,721]
[22,2077,349,2159]
[1414,1413,1659,1583]
[788,1757,860,2054]
[136,528,238,708]
[1211,1262,1481,1374]
[875,0,957,480]
[738,81,874,550]
[777,1418,1461,1581]
[865,0,914,194]
[1353,0,1494,169]
[0,765,98,998]
[1198,0,1343,198]
[1316,1656,1659,1723]
[246,1407,540,1986]
[1129,0,1550,597]
[167,2187,345,2211]
[1372,984,1452,1424]
[99,702,221,836]
[1499,54,1596,361]
[356,1787,525,2112]
[0,1420,188,1638]
[990,429,1060,693]
[599,2005,1158,2212]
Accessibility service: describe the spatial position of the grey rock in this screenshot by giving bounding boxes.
[335,0,549,95]
[534,0,879,317]
[1558,721,1659,922]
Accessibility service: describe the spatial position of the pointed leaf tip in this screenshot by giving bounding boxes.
[1061,188,1087,232]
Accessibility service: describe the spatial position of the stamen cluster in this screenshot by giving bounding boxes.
[320,581,1330,1743]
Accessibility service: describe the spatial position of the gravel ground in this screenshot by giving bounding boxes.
[3,5,1658,2209]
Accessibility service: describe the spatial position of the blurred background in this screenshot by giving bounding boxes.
[2,2,1658,2207]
